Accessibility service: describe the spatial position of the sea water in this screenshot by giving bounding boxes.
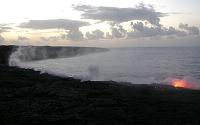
[14,47,200,85]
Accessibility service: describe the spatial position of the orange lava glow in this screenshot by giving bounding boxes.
[171,79,190,89]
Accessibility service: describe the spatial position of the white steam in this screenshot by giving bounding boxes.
[8,47,200,90]
[9,47,24,66]
[78,65,100,81]
[9,46,108,67]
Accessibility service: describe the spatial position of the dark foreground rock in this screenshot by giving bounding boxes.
[0,65,200,125]
[0,46,17,65]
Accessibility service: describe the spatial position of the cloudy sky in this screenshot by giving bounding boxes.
[0,0,199,47]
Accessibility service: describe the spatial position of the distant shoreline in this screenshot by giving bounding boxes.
[0,45,109,65]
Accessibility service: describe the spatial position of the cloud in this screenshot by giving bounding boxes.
[40,36,62,42]
[85,25,126,39]
[127,22,188,38]
[0,35,5,44]
[179,23,199,35]
[19,19,91,41]
[105,32,112,39]
[66,29,84,41]
[17,36,30,41]
[85,29,104,40]
[111,25,127,38]
[19,19,90,30]
[0,24,12,33]
[73,3,166,26]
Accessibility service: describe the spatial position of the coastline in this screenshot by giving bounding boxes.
[1,66,200,125]
[1,46,200,125]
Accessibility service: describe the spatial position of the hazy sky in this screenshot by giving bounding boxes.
[0,0,199,47]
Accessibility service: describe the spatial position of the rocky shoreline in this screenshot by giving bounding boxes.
[1,46,200,125]
[1,65,200,125]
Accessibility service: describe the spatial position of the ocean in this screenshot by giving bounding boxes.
[12,47,200,86]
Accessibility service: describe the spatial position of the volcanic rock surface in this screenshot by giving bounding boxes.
[0,46,200,125]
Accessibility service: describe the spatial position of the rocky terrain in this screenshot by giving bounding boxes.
[0,46,200,125]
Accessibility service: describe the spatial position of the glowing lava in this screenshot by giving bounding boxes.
[171,79,191,89]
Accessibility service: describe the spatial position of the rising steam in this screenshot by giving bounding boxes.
[8,47,200,90]
[9,46,109,66]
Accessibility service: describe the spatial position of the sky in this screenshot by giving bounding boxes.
[0,0,199,47]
